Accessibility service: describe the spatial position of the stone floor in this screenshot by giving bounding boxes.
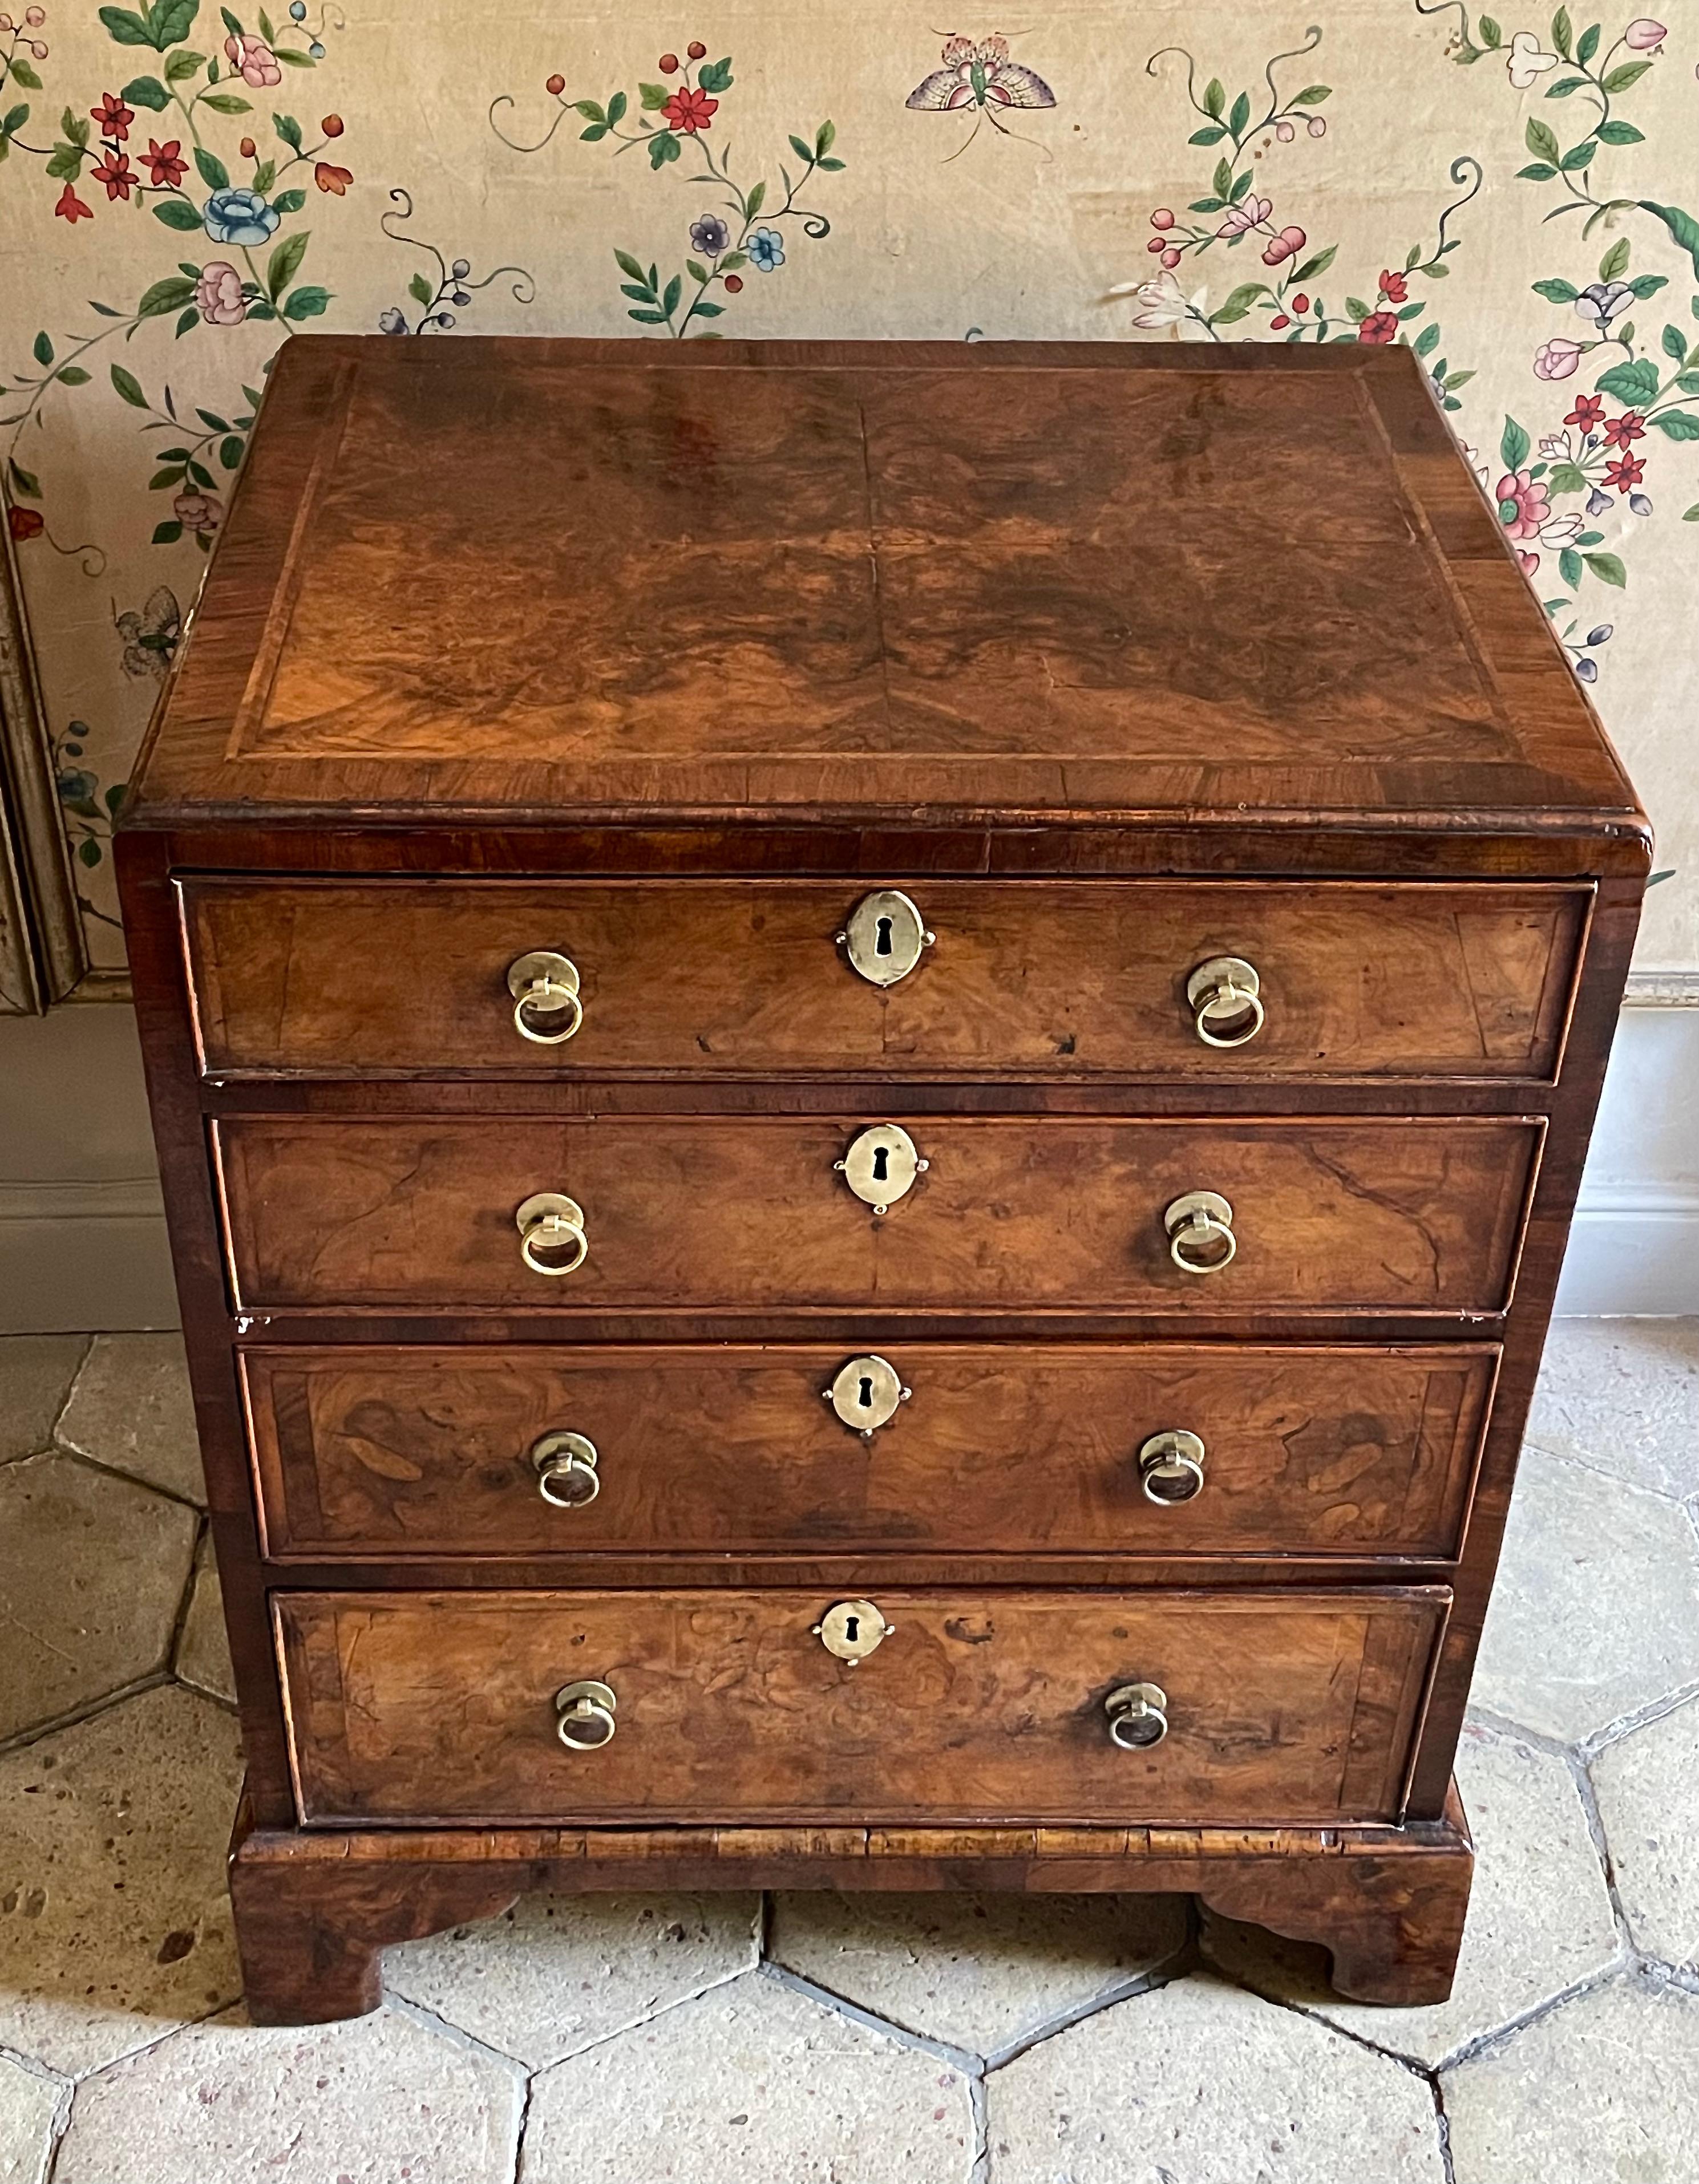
[1,1323,1697,2183]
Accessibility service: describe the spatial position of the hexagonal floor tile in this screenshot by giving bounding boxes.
[0,1452,197,1741]
[0,2052,62,2184]
[1527,1318,1699,1501]
[173,1538,234,1705]
[1592,1691,1699,1972]
[985,1972,1445,2182]
[1443,1973,1699,2183]
[384,1890,759,2068]
[0,1684,243,2074]
[1203,1717,1622,2066]
[521,1970,974,2183]
[1471,1445,1699,1744]
[769,1890,1187,2056]
[55,1335,203,1506]
[53,2001,523,2183]
[0,1338,86,1465]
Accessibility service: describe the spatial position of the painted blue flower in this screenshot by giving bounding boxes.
[747,226,786,273]
[204,187,281,247]
[689,214,730,257]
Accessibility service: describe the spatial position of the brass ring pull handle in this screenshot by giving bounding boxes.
[1164,1191,1237,1276]
[1138,1429,1206,1505]
[507,951,584,1046]
[516,1192,589,1277]
[555,1679,618,1750]
[532,1429,600,1508]
[1186,957,1264,1049]
[1105,1681,1169,1750]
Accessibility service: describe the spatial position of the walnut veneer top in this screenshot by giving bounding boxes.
[126,336,1643,845]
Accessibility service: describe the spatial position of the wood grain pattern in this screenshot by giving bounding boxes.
[216,1115,1541,1315]
[180,877,1588,1084]
[244,1340,1497,1563]
[275,1585,1447,1828]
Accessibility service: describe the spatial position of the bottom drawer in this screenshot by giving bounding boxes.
[276,1586,1447,1829]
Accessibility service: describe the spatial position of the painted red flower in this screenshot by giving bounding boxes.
[141,137,187,188]
[90,149,135,201]
[91,91,134,140]
[1601,410,1647,448]
[1564,393,1605,432]
[1378,268,1408,303]
[1357,309,1400,345]
[314,160,353,193]
[54,181,94,222]
[662,84,718,132]
[1603,452,1645,492]
[8,507,45,541]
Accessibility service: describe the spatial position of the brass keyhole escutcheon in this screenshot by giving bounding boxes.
[838,890,935,987]
[813,1598,893,1663]
[824,1354,910,1437]
[835,1124,928,1214]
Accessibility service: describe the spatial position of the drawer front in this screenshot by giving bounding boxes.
[276,1586,1447,1827]
[181,877,1587,1082]
[217,1116,1541,1315]
[246,1342,1497,1561]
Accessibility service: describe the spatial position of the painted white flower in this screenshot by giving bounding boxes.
[1507,29,1559,86]
[1538,512,1584,547]
[1539,429,1575,461]
[1105,272,1194,329]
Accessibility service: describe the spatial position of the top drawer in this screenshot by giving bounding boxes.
[178,878,1588,1084]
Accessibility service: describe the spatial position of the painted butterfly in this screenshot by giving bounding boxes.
[907,33,1056,153]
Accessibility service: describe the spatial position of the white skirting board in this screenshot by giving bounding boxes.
[0,994,1695,1332]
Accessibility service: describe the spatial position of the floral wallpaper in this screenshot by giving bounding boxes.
[0,0,1693,979]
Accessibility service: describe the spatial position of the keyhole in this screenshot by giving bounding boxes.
[871,1145,889,1183]
[843,1615,860,1643]
[875,915,893,957]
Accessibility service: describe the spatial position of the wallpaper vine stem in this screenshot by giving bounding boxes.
[0,0,1692,995]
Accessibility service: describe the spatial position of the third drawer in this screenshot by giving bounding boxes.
[245,1342,1497,1562]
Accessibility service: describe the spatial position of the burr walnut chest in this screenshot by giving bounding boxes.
[117,334,1649,2021]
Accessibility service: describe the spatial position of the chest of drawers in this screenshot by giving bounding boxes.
[117,334,1648,2023]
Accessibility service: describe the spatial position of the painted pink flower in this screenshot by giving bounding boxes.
[1275,117,1295,140]
[1624,18,1666,49]
[173,490,224,534]
[1261,224,1306,266]
[1357,309,1401,345]
[1495,469,1550,540]
[195,261,247,327]
[1216,194,1272,239]
[1534,336,1584,380]
[224,30,281,87]
[1515,549,1540,577]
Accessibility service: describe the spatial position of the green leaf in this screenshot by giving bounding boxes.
[1684,505,1699,520]
[56,366,90,386]
[98,7,156,46]
[7,459,41,497]
[46,143,83,179]
[1344,296,1370,322]
[1548,461,1589,491]
[613,248,646,282]
[638,80,668,110]
[273,110,302,150]
[661,273,681,317]
[697,55,732,93]
[266,228,308,300]
[618,281,654,302]
[1544,73,1588,95]
[111,363,148,407]
[281,283,329,319]
[1212,155,1232,200]
[8,58,40,87]
[1559,546,1583,587]
[1210,281,1265,326]
[1584,550,1626,587]
[719,250,747,272]
[626,307,668,324]
[578,122,608,141]
[220,9,240,38]
[1551,5,1572,58]
[1203,78,1224,118]
[174,307,197,337]
[1292,83,1330,102]
[1227,90,1250,137]
[686,258,709,285]
[1596,356,1660,405]
[200,91,250,112]
[1676,371,1699,395]
[137,274,196,316]
[1533,278,1580,303]
[572,98,604,121]
[790,132,814,165]
[1627,272,1668,298]
[271,46,312,64]
[1229,169,1252,204]
[148,465,184,490]
[149,0,200,47]
[78,838,103,870]
[1598,237,1630,282]
[1560,140,1596,172]
[1291,244,1337,282]
[1526,117,1561,165]
[163,44,203,78]
[1444,368,1474,390]
[1500,414,1530,472]
[122,72,171,106]
[152,197,204,228]
[250,156,274,192]
[1595,120,1644,144]
[407,270,432,307]
[816,118,835,155]
[1188,125,1226,145]
[606,89,626,124]
[272,187,304,213]
[1640,201,1699,280]
[31,330,51,367]
[1576,19,1600,63]
[64,109,91,145]
[745,179,765,218]
[219,432,244,467]
[1518,162,1559,181]
[1601,59,1652,92]
[1478,14,1502,44]
[648,129,679,168]
[1,100,27,137]
[1652,409,1699,439]
[1414,321,1440,356]
[690,300,724,317]
[193,143,229,191]
[1662,322,1689,361]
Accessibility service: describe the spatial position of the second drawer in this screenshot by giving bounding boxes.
[245,1342,1498,1562]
